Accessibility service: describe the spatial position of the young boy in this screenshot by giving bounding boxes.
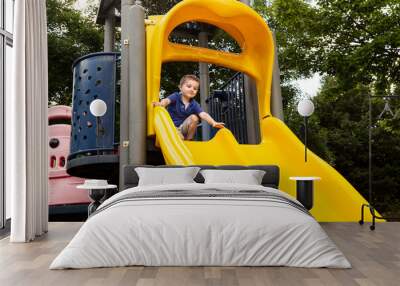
[153,74,224,140]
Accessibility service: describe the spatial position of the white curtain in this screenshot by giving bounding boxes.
[7,0,48,242]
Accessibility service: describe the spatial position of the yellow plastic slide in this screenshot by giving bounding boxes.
[146,0,375,221]
[154,106,373,221]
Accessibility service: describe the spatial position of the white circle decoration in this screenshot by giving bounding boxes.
[297,99,315,117]
[89,99,107,117]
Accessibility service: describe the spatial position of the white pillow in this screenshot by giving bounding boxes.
[200,169,266,185]
[135,167,200,186]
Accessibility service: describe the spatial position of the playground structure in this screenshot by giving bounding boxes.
[48,106,90,215]
[66,0,375,222]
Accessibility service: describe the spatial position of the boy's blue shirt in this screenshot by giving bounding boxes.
[166,92,203,127]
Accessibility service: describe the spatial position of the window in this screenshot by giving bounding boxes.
[4,43,12,221]
[5,0,13,33]
[1,0,14,229]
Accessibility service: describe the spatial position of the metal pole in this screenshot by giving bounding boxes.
[96,116,100,156]
[304,116,308,162]
[243,75,259,143]
[119,0,134,188]
[198,28,210,141]
[271,31,284,121]
[128,1,147,165]
[368,94,372,204]
[104,9,115,52]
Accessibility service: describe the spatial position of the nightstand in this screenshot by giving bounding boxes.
[77,180,117,216]
[289,177,321,210]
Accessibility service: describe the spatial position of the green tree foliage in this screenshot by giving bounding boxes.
[142,0,182,15]
[47,0,103,105]
[255,0,400,216]
[315,77,400,216]
[256,0,400,93]
[254,0,321,81]
[315,0,400,94]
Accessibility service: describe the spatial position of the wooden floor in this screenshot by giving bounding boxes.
[0,222,399,286]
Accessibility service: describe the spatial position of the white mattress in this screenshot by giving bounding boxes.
[50,183,351,269]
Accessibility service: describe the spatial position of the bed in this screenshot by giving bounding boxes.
[50,165,351,269]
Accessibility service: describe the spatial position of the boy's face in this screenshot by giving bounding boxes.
[179,79,199,99]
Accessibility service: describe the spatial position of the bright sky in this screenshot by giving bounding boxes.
[295,73,321,98]
[73,0,84,10]
[74,0,98,10]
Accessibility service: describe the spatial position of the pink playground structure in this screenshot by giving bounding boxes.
[48,105,90,215]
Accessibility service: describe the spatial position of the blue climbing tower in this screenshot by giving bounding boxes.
[67,52,120,183]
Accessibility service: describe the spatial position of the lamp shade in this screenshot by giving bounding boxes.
[297,99,315,117]
[89,99,107,117]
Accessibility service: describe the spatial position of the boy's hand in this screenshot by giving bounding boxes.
[153,98,170,108]
[212,122,225,129]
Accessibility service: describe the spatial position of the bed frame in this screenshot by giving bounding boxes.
[122,165,280,190]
